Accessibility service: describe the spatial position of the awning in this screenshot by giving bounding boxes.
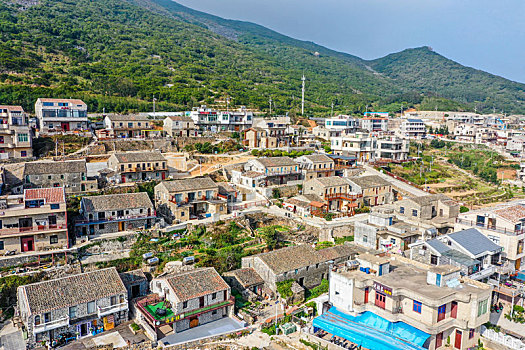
[310,201,326,208]
[313,307,430,350]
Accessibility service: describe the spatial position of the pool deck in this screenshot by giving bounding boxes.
[160,317,246,345]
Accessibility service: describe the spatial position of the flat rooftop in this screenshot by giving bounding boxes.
[160,317,246,346]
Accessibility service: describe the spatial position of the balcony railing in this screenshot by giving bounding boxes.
[469,265,497,280]
[75,214,155,225]
[97,302,128,318]
[0,223,67,236]
[33,316,69,334]
[456,218,525,236]
[324,193,362,201]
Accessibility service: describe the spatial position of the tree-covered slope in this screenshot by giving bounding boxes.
[0,0,524,115]
[368,47,525,113]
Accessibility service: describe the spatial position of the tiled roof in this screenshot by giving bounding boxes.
[449,228,502,256]
[255,157,297,168]
[24,187,65,204]
[164,267,229,302]
[24,160,86,175]
[119,269,148,285]
[349,175,391,189]
[19,267,126,314]
[317,244,357,261]
[224,268,264,288]
[0,105,24,112]
[284,197,311,208]
[167,116,193,122]
[494,205,525,223]
[82,192,153,212]
[253,245,327,275]
[37,98,86,106]
[408,194,451,207]
[301,154,333,163]
[243,171,265,179]
[113,151,166,163]
[310,176,350,187]
[426,239,450,255]
[160,177,217,193]
[106,114,150,122]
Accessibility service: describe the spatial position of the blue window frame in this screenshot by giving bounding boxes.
[413,300,422,314]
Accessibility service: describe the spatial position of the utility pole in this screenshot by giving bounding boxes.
[226,95,230,113]
[153,95,157,119]
[269,96,272,115]
[301,74,306,116]
[331,102,334,117]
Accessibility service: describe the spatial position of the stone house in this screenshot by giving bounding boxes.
[239,157,301,187]
[119,269,149,300]
[107,151,168,183]
[23,160,97,194]
[163,116,197,138]
[395,194,459,233]
[17,267,128,347]
[0,187,68,254]
[154,177,226,223]
[241,244,357,295]
[223,267,265,301]
[296,154,335,180]
[303,176,361,216]
[104,114,152,138]
[346,175,393,207]
[138,267,234,335]
[76,192,155,236]
[409,228,502,281]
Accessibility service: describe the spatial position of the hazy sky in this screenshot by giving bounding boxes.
[175,0,525,83]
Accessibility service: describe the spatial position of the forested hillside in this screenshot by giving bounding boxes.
[0,0,524,115]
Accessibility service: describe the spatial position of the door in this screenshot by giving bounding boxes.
[80,323,88,336]
[21,236,35,252]
[451,301,458,319]
[375,292,386,309]
[118,222,124,232]
[121,175,126,183]
[61,122,69,131]
[161,172,166,180]
[364,288,369,304]
[189,317,199,328]
[454,330,462,349]
[436,332,443,348]
[81,184,86,191]
[199,296,204,308]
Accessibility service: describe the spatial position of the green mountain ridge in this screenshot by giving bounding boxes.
[0,0,523,114]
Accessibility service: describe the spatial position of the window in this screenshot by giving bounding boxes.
[413,301,422,314]
[400,207,404,214]
[469,328,475,339]
[21,150,27,157]
[363,235,368,243]
[18,133,28,142]
[99,224,105,230]
[390,238,396,245]
[478,299,488,317]
[69,306,77,319]
[212,310,217,315]
[34,315,41,325]
[412,209,418,217]
[87,301,95,314]
[50,235,58,244]
[437,304,446,322]
[212,292,217,300]
[0,241,3,250]
[183,301,188,309]
[430,254,438,265]
[50,203,60,210]
[110,296,117,305]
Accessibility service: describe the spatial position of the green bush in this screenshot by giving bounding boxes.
[460,206,470,213]
[276,279,294,298]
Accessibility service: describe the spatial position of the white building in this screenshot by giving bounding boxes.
[398,119,426,139]
[35,98,88,134]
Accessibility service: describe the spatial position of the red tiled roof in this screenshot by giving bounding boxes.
[24,187,66,204]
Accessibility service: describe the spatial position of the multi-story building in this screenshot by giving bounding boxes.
[453,124,478,143]
[316,253,493,350]
[346,175,393,207]
[137,267,234,336]
[398,118,426,139]
[75,192,155,236]
[23,160,97,194]
[35,98,88,134]
[354,212,432,252]
[324,115,359,134]
[107,151,168,183]
[409,228,502,281]
[163,116,197,138]
[188,106,253,132]
[103,115,152,138]
[0,187,67,254]
[239,157,301,186]
[303,176,361,217]
[242,244,357,295]
[0,105,32,159]
[17,267,128,347]
[330,132,377,162]
[375,137,410,162]
[455,203,525,271]
[360,117,389,133]
[296,154,335,180]
[154,177,227,223]
[243,116,291,149]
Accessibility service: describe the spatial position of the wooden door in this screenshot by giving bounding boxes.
[450,301,458,319]
[436,332,443,348]
[364,288,369,304]
[454,330,462,349]
[21,236,34,252]
[375,292,386,309]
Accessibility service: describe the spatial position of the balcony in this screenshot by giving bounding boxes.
[75,214,155,226]
[456,218,525,236]
[469,266,497,281]
[0,222,67,236]
[325,193,362,201]
[33,316,69,334]
[97,302,128,318]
